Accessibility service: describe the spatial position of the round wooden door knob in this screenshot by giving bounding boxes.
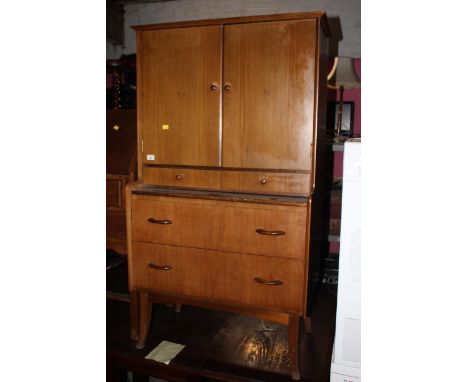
[259,178,268,185]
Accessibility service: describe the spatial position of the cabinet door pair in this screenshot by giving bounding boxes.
[138,19,317,171]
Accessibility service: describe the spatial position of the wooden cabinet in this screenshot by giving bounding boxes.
[106,109,137,254]
[128,13,331,380]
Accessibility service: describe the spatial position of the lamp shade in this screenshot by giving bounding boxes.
[327,57,360,90]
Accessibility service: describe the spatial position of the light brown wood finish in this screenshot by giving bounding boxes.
[129,13,331,380]
[222,19,316,170]
[143,166,221,190]
[126,182,140,339]
[143,166,311,195]
[221,171,310,196]
[132,242,305,312]
[139,26,222,167]
[131,195,307,260]
[131,12,330,35]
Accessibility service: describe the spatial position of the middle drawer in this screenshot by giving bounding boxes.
[131,195,308,260]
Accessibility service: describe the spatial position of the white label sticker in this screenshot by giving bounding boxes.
[146,154,155,160]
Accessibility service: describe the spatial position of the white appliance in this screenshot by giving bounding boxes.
[331,139,361,382]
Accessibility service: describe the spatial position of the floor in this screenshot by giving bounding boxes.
[107,261,337,382]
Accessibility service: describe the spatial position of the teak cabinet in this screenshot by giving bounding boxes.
[127,13,331,380]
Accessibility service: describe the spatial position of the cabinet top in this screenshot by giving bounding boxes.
[131,12,331,37]
[130,184,309,207]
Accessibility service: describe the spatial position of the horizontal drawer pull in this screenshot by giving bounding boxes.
[147,218,172,225]
[148,263,172,271]
[256,228,285,236]
[254,277,283,286]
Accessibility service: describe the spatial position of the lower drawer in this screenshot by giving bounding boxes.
[131,241,305,313]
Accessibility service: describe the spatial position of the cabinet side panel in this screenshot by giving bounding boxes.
[307,22,333,316]
[222,19,317,171]
[139,26,222,167]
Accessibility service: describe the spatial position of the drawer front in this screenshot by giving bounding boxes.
[131,196,307,260]
[221,171,310,196]
[132,242,304,312]
[106,178,123,208]
[143,167,221,190]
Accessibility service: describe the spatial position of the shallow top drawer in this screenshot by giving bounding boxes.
[130,195,308,260]
[221,171,310,196]
[143,166,221,190]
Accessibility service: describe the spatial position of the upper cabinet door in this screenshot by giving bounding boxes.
[139,26,222,166]
[222,20,317,171]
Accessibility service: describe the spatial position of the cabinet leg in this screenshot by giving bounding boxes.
[289,314,301,380]
[175,303,182,313]
[130,290,139,341]
[304,316,312,334]
[136,291,152,349]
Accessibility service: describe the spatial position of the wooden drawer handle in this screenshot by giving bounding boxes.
[175,174,184,180]
[148,263,172,271]
[254,277,283,286]
[147,218,172,225]
[256,228,285,236]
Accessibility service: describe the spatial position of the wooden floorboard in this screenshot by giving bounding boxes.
[107,294,336,381]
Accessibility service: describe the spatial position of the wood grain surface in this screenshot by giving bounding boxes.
[222,19,316,170]
[143,166,221,190]
[139,26,222,166]
[132,242,305,312]
[131,195,307,260]
[107,290,337,382]
[221,170,311,195]
[130,11,330,35]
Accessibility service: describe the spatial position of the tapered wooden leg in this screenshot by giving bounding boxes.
[130,290,139,341]
[175,303,182,313]
[289,314,301,380]
[136,291,152,349]
[304,316,312,334]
